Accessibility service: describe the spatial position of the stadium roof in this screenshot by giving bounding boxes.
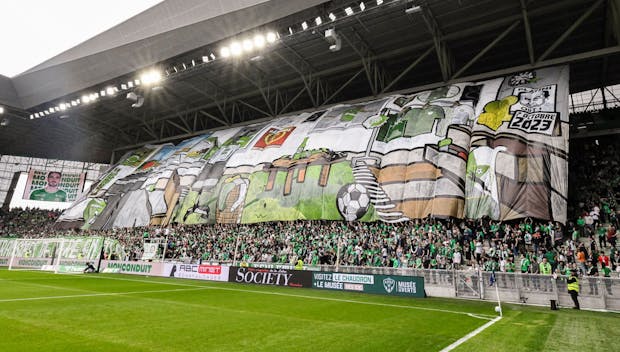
[0,0,618,163]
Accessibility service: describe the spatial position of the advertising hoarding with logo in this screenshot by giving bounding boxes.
[229,266,312,288]
[312,272,425,297]
[165,263,229,281]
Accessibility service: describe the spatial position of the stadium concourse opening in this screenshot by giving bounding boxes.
[1,0,620,351]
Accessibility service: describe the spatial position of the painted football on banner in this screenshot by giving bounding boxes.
[337,183,370,221]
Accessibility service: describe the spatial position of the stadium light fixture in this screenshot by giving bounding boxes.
[34,113,40,118]
[253,34,265,48]
[126,92,144,108]
[59,103,67,111]
[71,100,78,106]
[242,39,254,52]
[405,4,422,14]
[29,114,33,119]
[325,29,342,52]
[230,42,243,56]
[377,0,383,5]
[301,21,308,30]
[210,53,216,60]
[140,70,162,86]
[0,118,9,126]
[220,46,231,58]
[135,79,141,85]
[329,13,336,21]
[81,95,91,103]
[288,27,294,35]
[360,2,366,11]
[315,17,322,26]
[266,32,277,43]
[105,87,116,96]
[127,81,134,88]
[0,106,4,114]
[345,7,354,15]
[100,89,106,96]
[202,55,209,63]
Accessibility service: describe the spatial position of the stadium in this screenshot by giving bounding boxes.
[0,0,619,351]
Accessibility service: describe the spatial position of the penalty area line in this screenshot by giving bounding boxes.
[439,316,502,352]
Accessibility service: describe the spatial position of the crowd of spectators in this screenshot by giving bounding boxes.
[0,208,61,238]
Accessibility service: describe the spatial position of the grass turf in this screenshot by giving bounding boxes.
[0,269,617,352]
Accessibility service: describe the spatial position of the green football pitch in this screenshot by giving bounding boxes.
[0,269,618,352]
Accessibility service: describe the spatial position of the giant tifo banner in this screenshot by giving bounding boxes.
[23,169,86,202]
[57,66,569,227]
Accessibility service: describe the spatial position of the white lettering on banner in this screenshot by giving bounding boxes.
[235,268,292,286]
[101,260,165,276]
[170,264,229,282]
[343,283,364,291]
[397,281,417,293]
[332,273,374,284]
[313,273,333,281]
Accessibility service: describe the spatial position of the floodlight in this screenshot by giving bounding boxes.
[0,106,4,114]
[121,84,128,90]
[266,32,277,43]
[301,21,308,30]
[182,63,187,70]
[191,59,196,66]
[54,107,60,112]
[59,103,67,110]
[210,53,216,60]
[34,113,40,118]
[0,118,9,126]
[141,70,162,85]
[71,100,78,106]
[315,17,322,26]
[243,39,254,52]
[405,4,422,14]
[288,27,294,35]
[325,29,342,52]
[360,2,366,11]
[345,7,354,15]
[220,46,231,58]
[377,0,383,4]
[202,56,209,63]
[126,92,144,108]
[135,79,141,85]
[253,34,266,48]
[329,13,336,21]
[106,87,116,96]
[100,90,106,96]
[230,42,242,56]
[29,114,33,119]
[128,81,134,88]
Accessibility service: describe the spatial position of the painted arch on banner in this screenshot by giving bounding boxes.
[57,66,569,227]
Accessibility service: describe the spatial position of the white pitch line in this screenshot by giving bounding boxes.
[87,275,496,319]
[439,316,502,352]
[0,287,208,303]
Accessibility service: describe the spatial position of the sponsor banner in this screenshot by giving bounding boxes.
[0,257,8,266]
[249,262,321,271]
[11,258,53,268]
[312,272,425,297]
[100,260,166,276]
[58,265,85,273]
[164,263,229,282]
[229,266,312,288]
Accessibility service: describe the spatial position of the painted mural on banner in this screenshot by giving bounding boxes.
[57,66,569,226]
